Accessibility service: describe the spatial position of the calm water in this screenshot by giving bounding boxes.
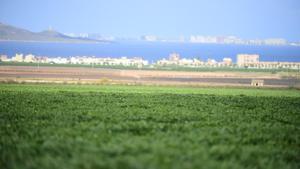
[1,41,300,63]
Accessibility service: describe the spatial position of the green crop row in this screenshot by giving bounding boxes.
[0,83,300,97]
[0,84,300,169]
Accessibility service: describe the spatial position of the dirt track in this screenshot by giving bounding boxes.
[0,66,299,87]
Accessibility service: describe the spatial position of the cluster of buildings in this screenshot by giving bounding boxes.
[0,54,148,67]
[63,33,116,41]
[156,53,233,67]
[190,36,288,46]
[156,53,300,69]
[1,53,300,70]
[139,35,298,46]
[237,54,300,69]
[59,31,300,46]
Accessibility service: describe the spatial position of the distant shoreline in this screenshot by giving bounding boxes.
[1,39,299,47]
[0,39,110,44]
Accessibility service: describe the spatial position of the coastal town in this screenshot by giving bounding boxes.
[1,52,300,70]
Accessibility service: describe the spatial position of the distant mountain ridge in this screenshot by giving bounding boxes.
[0,22,105,43]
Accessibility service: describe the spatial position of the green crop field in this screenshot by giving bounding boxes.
[1,84,300,169]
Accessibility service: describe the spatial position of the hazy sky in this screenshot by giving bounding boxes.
[0,0,300,41]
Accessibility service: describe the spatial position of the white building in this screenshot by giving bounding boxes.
[178,58,194,66]
[169,53,180,62]
[0,55,8,62]
[264,39,287,46]
[24,54,35,63]
[141,35,158,42]
[222,58,233,65]
[11,53,24,62]
[48,57,68,64]
[207,58,217,66]
[190,36,218,44]
[237,54,259,66]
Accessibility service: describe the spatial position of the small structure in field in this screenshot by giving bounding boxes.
[251,79,264,87]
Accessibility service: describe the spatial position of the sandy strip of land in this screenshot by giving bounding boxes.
[0,66,299,88]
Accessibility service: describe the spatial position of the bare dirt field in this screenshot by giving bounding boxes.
[0,66,299,87]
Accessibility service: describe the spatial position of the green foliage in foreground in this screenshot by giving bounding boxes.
[0,84,300,169]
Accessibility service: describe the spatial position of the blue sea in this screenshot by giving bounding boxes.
[1,41,300,63]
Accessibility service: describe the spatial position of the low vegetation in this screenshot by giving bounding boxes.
[1,61,299,73]
[0,84,299,169]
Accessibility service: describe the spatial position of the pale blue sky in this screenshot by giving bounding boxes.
[0,0,300,41]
